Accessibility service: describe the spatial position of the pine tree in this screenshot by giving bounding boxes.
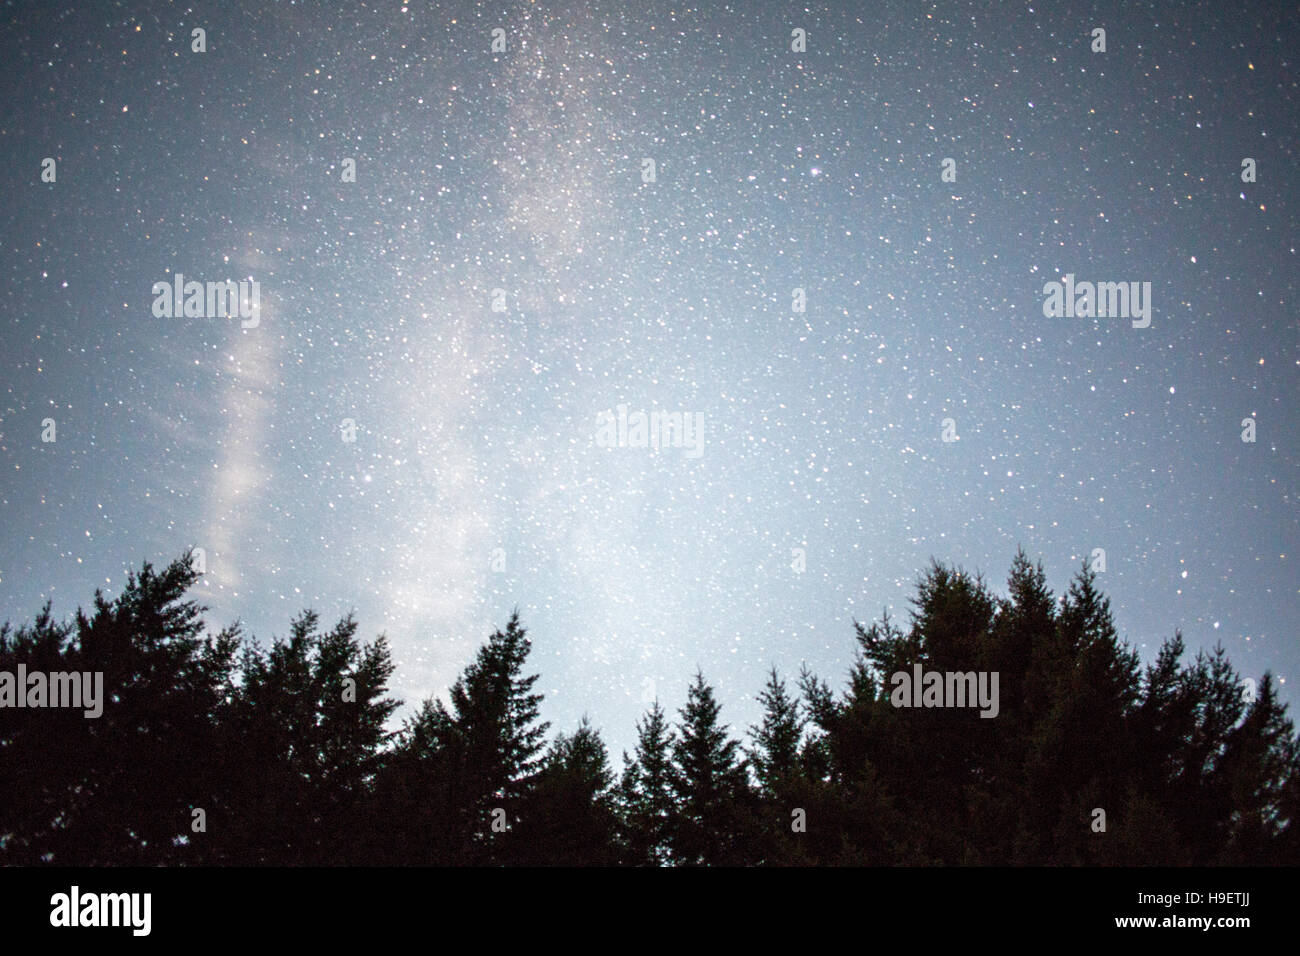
[380,611,549,864]
[218,609,397,864]
[749,667,804,797]
[0,603,79,864]
[616,700,677,866]
[796,663,838,785]
[5,549,1299,867]
[671,672,752,865]
[1021,563,1141,863]
[370,697,462,864]
[997,549,1056,721]
[511,717,619,865]
[1213,673,1295,862]
[975,550,1056,861]
[0,552,246,865]
[747,668,816,863]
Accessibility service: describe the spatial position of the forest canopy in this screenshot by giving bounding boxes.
[1,549,1295,866]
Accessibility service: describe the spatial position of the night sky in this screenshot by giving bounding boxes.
[1,0,1295,759]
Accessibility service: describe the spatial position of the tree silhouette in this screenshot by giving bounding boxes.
[747,668,816,864]
[616,700,677,866]
[213,609,397,864]
[749,667,804,796]
[670,672,753,866]
[0,554,242,865]
[375,609,548,864]
[510,717,619,865]
[2,550,1297,866]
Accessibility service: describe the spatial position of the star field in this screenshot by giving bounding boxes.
[1,0,1295,758]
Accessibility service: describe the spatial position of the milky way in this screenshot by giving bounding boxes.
[1,0,1295,758]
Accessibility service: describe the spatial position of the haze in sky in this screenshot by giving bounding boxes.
[1,0,1294,757]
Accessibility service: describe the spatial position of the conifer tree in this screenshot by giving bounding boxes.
[671,671,752,865]
[219,609,397,864]
[617,700,678,866]
[5,551,1299,867]
[511,717,619,865]
[0,553,242,865]
[749,667,804,797]
[382,611,549,864]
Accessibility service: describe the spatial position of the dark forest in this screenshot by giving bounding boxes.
[2,549,1296,866]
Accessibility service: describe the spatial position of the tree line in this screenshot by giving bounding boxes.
[1,550,1296,865]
